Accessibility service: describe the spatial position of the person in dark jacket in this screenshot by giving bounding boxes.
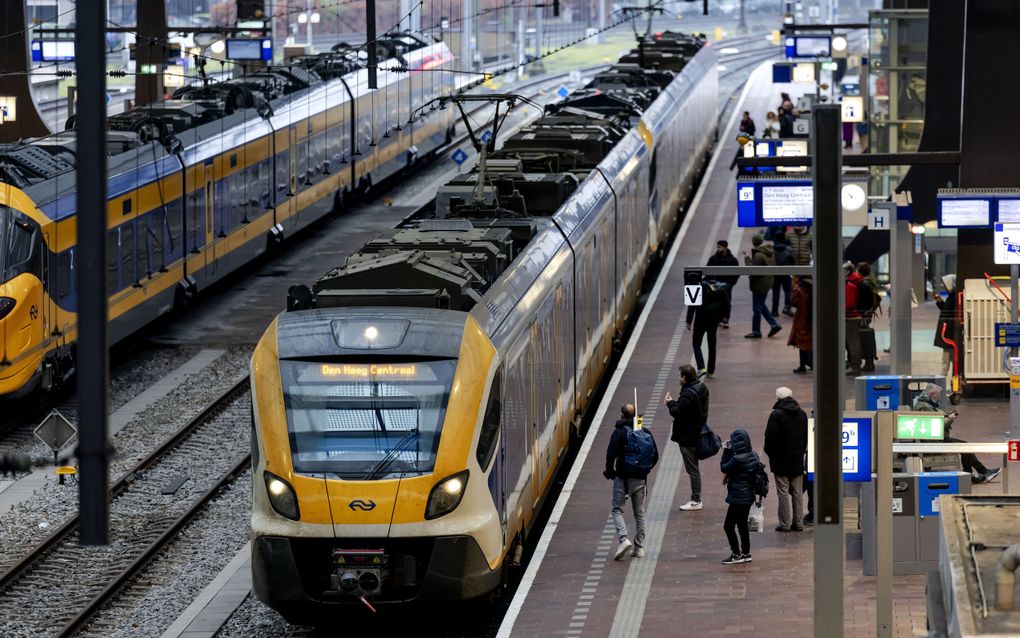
[763,387,808,532]
[845,262,864,375]
[934,275,959,377]
[720,428,760,564]
[739,111,756,136]
[686,279,730,377]
[604,404,658,559]
[788,276,813,373]
[707,240,739,328]
[743,235,781,339]
[787,226,812,266]
[666,364,709,510]
[770,232,795,317]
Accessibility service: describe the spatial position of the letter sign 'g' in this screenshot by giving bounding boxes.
[684,284,702,306]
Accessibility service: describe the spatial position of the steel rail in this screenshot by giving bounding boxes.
[0,375,249,593]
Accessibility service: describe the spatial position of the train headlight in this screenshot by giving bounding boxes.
[264,472,300,520]
[425,470,469,520]
[0,297,15,320]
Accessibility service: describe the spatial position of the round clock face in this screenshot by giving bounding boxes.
[842,183,866,211]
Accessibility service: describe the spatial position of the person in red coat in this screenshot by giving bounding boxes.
[789,276,813,373]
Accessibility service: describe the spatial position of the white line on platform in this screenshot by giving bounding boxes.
[495,60,772,638]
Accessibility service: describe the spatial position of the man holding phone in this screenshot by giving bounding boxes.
[666,365,710,511]
[913,384,1000,484]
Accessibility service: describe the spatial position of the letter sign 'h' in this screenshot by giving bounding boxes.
[868,210,887,231]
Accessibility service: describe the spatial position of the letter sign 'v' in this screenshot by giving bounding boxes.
[684,284,702,306]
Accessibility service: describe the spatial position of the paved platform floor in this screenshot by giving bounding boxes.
[497,64,1015,638]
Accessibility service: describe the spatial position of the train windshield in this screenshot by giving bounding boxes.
[279,359,457,479]
[0,205,40,283]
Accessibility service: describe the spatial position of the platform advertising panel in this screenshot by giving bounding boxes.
[995,223,1020,265]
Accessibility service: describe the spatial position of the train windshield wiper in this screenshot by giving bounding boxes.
[363,427,419,481]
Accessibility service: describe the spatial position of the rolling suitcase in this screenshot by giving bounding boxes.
[860,325,877,360]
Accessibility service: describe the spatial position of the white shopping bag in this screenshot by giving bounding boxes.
[748,502,765,532]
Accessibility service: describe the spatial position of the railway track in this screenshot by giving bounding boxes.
[0,376,251,637]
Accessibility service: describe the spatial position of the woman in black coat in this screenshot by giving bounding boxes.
[720,429,760,565]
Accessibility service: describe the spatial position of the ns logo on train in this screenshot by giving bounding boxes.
[348,499,377,512]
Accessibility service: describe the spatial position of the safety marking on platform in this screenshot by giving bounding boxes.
[563,516,616,635]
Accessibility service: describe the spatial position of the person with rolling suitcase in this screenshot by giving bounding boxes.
[856,262,881,372]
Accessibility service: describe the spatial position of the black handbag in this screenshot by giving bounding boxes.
[695,423,722,460]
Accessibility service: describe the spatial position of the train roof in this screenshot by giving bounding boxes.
[289,32,712,335]
[0,32,441,194]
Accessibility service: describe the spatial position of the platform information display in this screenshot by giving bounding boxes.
[998,199,1020,223]
[938,198,991,228]
[761,184,814,223]
[806,416,872,482]
[31,40,75,62]
[226,38,273,61]
[737,179,814,227]
[785,35,831,58]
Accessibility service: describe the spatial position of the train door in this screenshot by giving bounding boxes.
[289,125,299,229]
[528,320,541,511]
[203,163,215,276]
[40,228,52,343]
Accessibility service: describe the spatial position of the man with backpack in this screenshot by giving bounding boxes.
[604,403,659,560]
[686,278,730,378]
[666,364,710,511]
[763,387,808,532]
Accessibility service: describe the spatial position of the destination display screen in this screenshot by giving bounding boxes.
[760,184,814,224]
[998,199,1020,223]
[226,38,273,61]
[299,362,438,383]
[785,36,831,58]
[938,198,991,228]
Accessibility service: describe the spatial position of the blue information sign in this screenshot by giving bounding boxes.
[995,323,1020,347]
[451,148,468,165]
[808,416,872,483]
[785,35,831,58]
[557,86,569,98]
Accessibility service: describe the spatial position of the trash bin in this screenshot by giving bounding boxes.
[861,471,970,575]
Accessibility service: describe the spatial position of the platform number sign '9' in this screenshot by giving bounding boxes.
[684,285,702,306]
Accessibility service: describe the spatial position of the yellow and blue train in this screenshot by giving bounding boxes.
[0,33,456,398]
[249,32,717,618]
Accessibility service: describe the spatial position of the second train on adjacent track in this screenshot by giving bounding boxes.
[250,32,718,617]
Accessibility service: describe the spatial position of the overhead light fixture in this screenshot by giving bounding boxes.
[832,35,848,52]
[209,39,225,54]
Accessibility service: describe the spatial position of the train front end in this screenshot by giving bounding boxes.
[0,185,49,399]
[250,307,504,618]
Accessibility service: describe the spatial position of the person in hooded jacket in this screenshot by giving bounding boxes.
[763,387,808,532]
[787,226,812,266]
[604,403,658,559]
[845,262,864,375]
[934,275,959,377]
[720,429,760,565]
[666,364,710,510]
[743,235,781,339]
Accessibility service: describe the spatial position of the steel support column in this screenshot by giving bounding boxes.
[75,0,110,546]
[887,203,912,375]
[811,104,844,637]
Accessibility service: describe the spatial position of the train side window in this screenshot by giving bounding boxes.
[120,222,135,285]
[296,139,308,187]
[137,215,149,278]
[58,250,72,298]
[476,367,503,471]
[274,150,289,200]
[106,228,120,291]
[184,188,202,254]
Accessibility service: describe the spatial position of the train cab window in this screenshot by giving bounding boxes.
[1,206,44,283]
[475,368,502,471]
[278,359,457,479]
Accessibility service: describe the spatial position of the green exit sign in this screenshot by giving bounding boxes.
[896,414,945,440]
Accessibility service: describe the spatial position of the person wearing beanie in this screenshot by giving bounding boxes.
[743,235,781,339]
[763,387,808,532]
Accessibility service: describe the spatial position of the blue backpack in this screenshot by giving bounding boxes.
[623,426,659,475]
